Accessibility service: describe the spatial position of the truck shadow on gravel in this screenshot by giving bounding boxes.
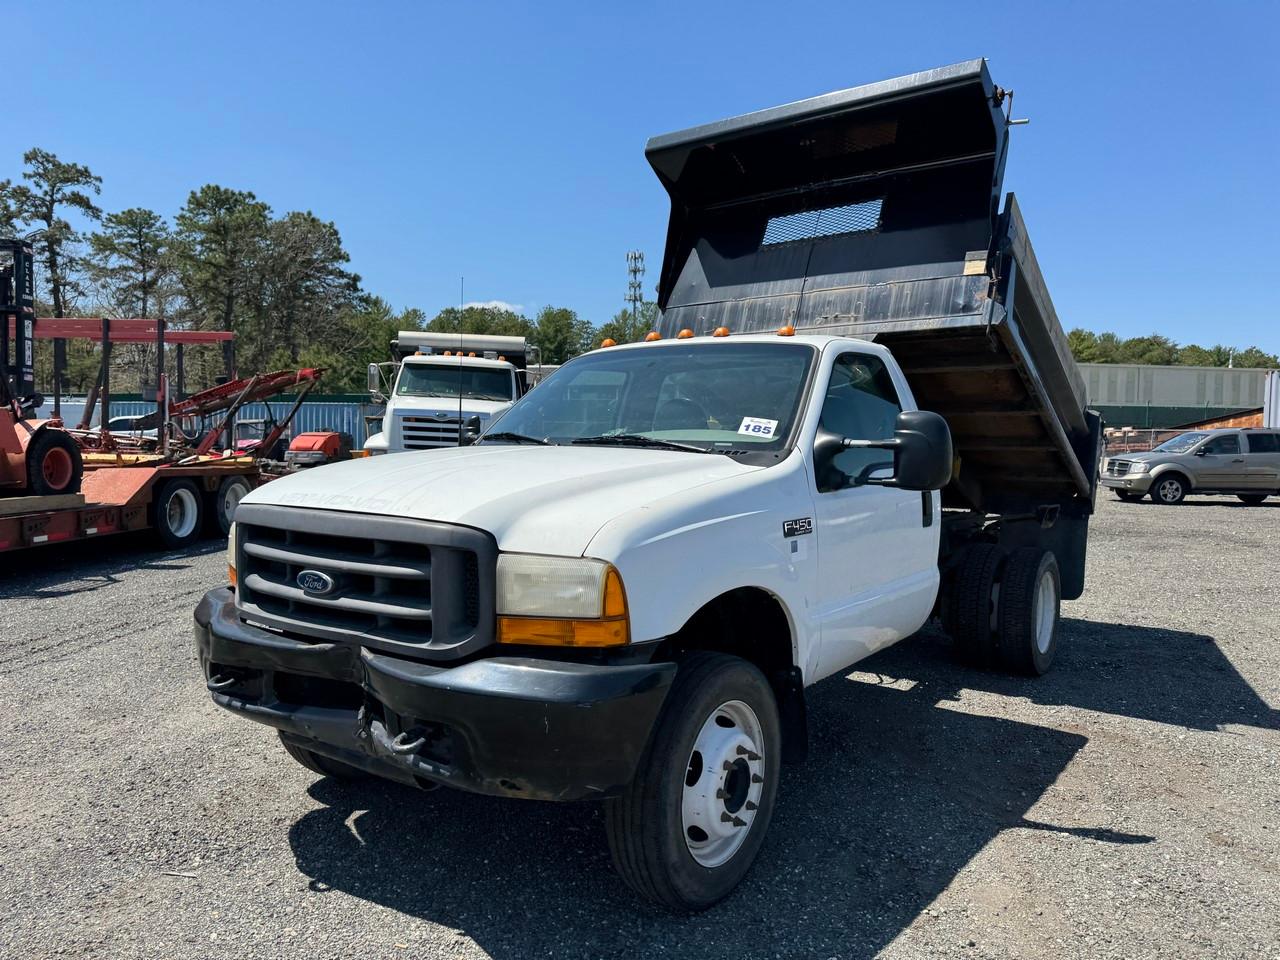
[289,619,1267,958]
[0,536,223,600]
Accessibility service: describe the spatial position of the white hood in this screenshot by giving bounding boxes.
[243,445,759,556]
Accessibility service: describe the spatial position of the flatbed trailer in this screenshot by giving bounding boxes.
[0,458,261,553]
[646,59,1103,597]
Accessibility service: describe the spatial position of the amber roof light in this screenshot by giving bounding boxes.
[677,328,695,339]
[712,327,730,337]
[645,332,661,341]
[600,338,617,348]
[777,325,796,337]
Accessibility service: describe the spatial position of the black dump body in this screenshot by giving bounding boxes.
[646,60,1101,520]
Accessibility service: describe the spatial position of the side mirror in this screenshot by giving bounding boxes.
[367,363,382,395]
[459,415,483,446]
[815,410,953,492]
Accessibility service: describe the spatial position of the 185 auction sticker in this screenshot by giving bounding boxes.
[737,417,778,438]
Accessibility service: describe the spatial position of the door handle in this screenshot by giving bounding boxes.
[1231,458,1244,463]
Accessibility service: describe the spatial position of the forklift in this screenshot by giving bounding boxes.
[0,239,84,497]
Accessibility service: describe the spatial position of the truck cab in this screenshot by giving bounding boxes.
[364,332,535,454]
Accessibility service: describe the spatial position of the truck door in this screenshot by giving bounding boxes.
[1192,432,1245,486]
[808,351,940,681]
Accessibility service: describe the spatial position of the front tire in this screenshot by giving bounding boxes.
[151,479,204,548]
[26,429,84,496]
[604,652,781,911]
[1151,474,1187,504]
[996,548,1060,676]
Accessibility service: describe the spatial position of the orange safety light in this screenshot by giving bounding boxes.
[777,325,796,337]
[600,338,617,348]
[644,332,661,342]
[498,355,506,361]
[712,327,730,337]
[443,350,452,356]
[468,351,476,357]
[677,328,695,339]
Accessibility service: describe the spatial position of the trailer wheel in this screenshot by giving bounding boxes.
[604,652,780,912]
[1150,474,1187,504]
[946,543,1002,666]
[26,429,84,496]
[151,479,204,548]
[207,477,251,537]
[995,548,1060,676]
[278,733,365,780]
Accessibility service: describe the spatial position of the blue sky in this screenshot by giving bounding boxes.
[11,1,1279,351]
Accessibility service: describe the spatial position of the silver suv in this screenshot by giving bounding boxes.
[1101,428,1280,505]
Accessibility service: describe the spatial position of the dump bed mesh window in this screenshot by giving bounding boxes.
[763,199,883,245]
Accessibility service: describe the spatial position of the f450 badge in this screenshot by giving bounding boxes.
[782,518,813,538]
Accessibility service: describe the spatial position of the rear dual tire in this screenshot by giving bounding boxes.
[947,545,1060,676]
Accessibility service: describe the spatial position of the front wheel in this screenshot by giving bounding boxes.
[26,429,84,496]
[1151,474,1187,504]
[604,652,781,911]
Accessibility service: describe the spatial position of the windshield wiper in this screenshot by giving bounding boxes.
[481,431,554,446]
[571,433,708,453]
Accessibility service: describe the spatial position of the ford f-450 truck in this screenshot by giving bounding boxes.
[195,60,1102,910]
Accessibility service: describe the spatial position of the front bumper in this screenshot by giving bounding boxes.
[1100,472,1154,493]
[194,589,675,800]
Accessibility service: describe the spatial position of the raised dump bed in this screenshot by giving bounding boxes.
[646,59,1101,516]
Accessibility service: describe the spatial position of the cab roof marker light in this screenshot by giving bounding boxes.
[777,325,796,337]
[677,328,695,339]
[600,338,617,348]
[645,332,662,341]
[713,327,731,337]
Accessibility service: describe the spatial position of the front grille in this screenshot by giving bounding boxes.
[1105,459,1132,477]
[399,413,462,448]
[234,504,497,660]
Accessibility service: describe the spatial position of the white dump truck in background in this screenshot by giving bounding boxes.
[196,60,1103,910]
[364,332,539,453]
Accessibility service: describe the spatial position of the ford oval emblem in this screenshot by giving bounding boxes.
[297,569,335,595]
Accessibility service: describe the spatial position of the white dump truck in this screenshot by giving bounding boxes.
[364,332,537,453]
[196,61,1102,910]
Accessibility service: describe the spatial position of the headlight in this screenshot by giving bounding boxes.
[1128,461,1148,474]
[227,522,238,587]
[496,554,629,647]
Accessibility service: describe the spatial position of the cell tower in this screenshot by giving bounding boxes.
[626,250,645,328]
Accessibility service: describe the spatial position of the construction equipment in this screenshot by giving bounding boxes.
[1,239,85,497]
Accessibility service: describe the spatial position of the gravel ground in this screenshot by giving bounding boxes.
[1,494,1277,959]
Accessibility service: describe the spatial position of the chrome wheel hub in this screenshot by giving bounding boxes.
[681,699,765,868]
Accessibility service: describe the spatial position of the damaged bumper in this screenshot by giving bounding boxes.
[194,588,675,800]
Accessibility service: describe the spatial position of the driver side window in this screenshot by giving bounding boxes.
[817,353,901,491]
[1202,434,1240,455]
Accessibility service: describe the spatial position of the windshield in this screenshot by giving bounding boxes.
[1153,432,1209,453]
[397,363,514,402]
[482,342,815,457]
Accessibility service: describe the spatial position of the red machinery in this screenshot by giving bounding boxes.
[1,240,85,497]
